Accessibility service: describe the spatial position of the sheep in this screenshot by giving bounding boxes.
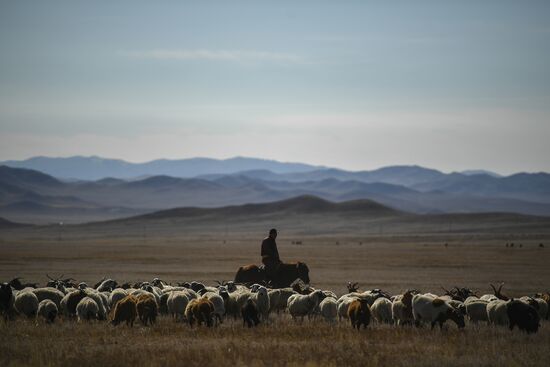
[447,300,466,315]
[37,299,58,323]
[185,298,215,327]
[82,289,108,320]
[95,278,117,292]
[348,299,371,330]
[287,290,325,321]
[249,286,270,321]
[319,297,337,322]
[31,287,65,309]
[520,296,548,320]
[201,291,225,325]
[392,291,414,326]
[412,294,465,329]
[487,299,509,326]
[225,289,253,319]
[464,296,481,305]
[0,282,14,320]
[268,288,296,314]
[60,289,87,317]
[241,299,261,328]
[337,295,360,321]
[507,300,540,334]
[109,288,128,309]
[14,290,39,318]
[167,291,192,321]
[111,295,138,327]
[371,297,393,324]
[158,292,170,315]
[76,297,99,321]
[341,290,383,306]
[465,300,489,323]
[136,293,158,326]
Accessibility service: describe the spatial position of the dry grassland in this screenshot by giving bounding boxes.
[1,221,549,366]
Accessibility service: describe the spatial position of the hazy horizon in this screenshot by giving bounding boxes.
[2,154,546,176]
[1,1,549,175]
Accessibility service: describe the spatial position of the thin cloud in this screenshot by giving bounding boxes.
[119,49,305,64]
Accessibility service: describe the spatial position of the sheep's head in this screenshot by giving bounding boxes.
[152,278,165,288]
[226,281,237,292]
[190,281,205,293]
[78,282,88,290]
[257,286,268,298]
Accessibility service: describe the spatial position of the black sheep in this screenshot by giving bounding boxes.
[241,299,261,328]
[507,300,540,334]
[0,283,14,320]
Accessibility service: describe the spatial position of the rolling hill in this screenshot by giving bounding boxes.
[1,162,550,224]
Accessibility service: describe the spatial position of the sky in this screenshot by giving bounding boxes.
[0,1,549,174]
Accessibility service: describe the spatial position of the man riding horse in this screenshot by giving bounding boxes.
[261,228,282,282]
[234,228,310,288]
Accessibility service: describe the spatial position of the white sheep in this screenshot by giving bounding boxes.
[83,289,108,320]
[166,291,192,320]
[268,288,296,314]
[249,286,270,321]
[37,299,58,323]
[76,296,99,321]
[486,299,509,326]
[32,287,65,308]
[319,297,337,322]
[464,296,480,305]
[287,290,324,321]
[371,297,393,324]
[14,290,39,318]
[412,294,465,329]
[465,299,489,323]
[223,289,251,319]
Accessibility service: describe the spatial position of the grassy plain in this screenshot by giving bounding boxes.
[1,212,550,366]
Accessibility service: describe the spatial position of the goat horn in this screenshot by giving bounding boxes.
[46,274,53,280]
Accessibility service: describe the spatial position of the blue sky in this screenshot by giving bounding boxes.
[1,1,549,174]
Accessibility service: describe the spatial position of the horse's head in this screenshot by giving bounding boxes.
[296,262,310,284]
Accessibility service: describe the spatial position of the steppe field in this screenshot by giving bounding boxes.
[1,213,550,366]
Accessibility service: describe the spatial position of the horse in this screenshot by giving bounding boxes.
[234,262,310,289]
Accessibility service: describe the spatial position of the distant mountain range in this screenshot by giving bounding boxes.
[0,157,549,224]
[0,156,321,180]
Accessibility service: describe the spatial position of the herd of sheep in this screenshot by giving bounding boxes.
[1,276,547,334]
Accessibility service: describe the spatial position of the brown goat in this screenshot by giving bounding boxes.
[348,299,371,330]
[185,298,215,327]
[136,294,158,326]
[111,295,137,327]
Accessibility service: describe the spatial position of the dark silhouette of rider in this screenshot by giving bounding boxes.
[261,228,282,281]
